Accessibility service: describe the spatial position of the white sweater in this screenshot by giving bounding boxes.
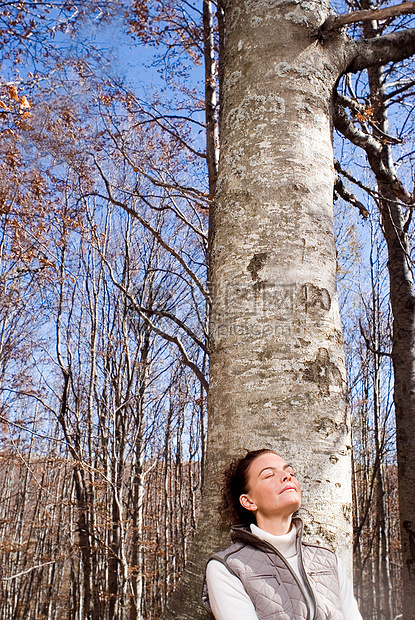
[206,524,363,620]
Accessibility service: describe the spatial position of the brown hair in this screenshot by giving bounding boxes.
[220,449,277,525]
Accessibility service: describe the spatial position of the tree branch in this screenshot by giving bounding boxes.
[334,167,369,219]
[333,95,413,204]
[106,129,210,205]
[333,95,383,157]
[101,256,209,391]
[136,306,208,354]
[2,561,56,581]
[91,157,209,302]
[335,92,401,144]
[359,320,392,358]
[334,159,378,202]
[344,27,415,74]
[321,1,415,33]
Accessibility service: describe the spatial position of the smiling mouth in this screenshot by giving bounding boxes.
[280,486,297,494]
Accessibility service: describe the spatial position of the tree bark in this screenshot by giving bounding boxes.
[209,0,352,560]
[379,183,415,620]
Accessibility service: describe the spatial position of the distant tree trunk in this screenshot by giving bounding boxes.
[203,0,219,200]
[352,6,415,615]
[379,181,415,618]
[129,450,144,620]
[364,228,393,619]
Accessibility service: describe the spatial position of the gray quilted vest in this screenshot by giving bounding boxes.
[202,519,345,620]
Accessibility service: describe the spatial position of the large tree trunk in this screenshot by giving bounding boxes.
[164,2,352,618]
[208,0,352,557]
[208,0,353,550]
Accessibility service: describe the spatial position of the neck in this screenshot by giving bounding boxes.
[255,514,293,536]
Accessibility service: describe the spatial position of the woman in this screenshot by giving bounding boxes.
[203,449,362,620]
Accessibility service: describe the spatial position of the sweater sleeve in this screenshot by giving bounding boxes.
[336,557,363,620]
[205,559,259,620]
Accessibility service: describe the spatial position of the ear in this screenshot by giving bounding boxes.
[239,494,257,513]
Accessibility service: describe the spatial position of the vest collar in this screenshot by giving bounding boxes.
[230,515,304,551]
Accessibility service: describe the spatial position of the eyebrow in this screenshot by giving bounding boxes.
[258,463,294,477]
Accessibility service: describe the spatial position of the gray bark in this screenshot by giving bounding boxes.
[208,0,352,560]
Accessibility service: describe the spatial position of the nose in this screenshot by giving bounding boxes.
[281,470,292,482]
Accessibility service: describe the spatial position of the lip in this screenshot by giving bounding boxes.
[280,485,297,494]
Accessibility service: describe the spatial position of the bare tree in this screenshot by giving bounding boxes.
[333,3,415,614]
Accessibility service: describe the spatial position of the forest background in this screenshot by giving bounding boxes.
[0,1,413,619]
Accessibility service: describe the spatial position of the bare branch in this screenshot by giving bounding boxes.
[344,27,415,74]
[321,2,415,33]
[333,95,383,156]
[129,110,206,160]
[337,92,402,143]
[106,129,211,205]
[2,561,56,581]
[359,320,392,358]
[0,412,65,444]
[334,95,413,204]
[384,78,415,102]
[334,159,378,201]
[91,157,209,302]
[139,306,208,354]
[100,255,209,391]
[334,167,369,219]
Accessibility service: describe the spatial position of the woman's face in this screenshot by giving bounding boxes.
[239,452,301,521]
